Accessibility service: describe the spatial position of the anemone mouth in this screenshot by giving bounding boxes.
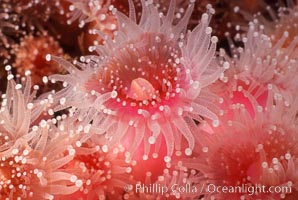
[127,77,156,101]
[85,32,185,113]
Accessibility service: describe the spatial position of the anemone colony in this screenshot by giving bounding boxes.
[0,0,297,199]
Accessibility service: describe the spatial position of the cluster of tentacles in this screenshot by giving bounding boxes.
[0,0,297,199]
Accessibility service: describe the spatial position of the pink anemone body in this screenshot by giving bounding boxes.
[48,0,223,162]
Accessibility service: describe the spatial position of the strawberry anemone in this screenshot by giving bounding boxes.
[13,33,64,87]
[0,77,44,153]
[58,137,135,200]
[66,0,118,53]
[213,23,298,116]
[0,78,80,199]
[185,90,298,200]
[48,0,223,162]
[0,126,81,200]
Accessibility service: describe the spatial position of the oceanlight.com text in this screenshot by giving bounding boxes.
[125,183,292,197]
[206,183,292,196]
